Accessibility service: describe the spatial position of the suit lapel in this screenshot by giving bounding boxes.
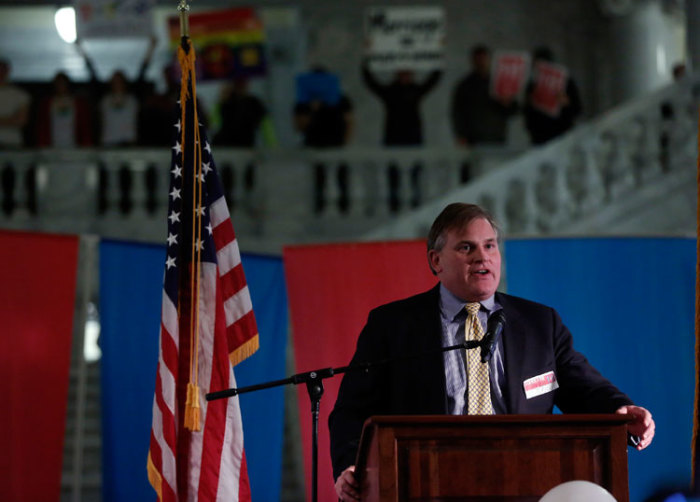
[497,293,527,413]
[412,285,448,413]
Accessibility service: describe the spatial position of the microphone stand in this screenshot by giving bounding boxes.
[206,340,483,502]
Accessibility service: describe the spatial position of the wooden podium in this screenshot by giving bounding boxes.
[354,414,630,502]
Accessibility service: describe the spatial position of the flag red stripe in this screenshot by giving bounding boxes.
[238,452,251,501]
[149,431,163,479]
[162,475,177,502]
[198,283,230,499]
[174,302,194,500]
[212,216,235,249]
[150,426,177,502]
[156,331,178,443]
[220,263,247,301]
[226,310,258,350]
[154,371,177,454]
[160,324,179,384]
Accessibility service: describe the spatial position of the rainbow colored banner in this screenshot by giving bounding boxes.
[168,7,266,80]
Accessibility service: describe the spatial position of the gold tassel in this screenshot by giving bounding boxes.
[184,382,201,432]
[178,38,203,435]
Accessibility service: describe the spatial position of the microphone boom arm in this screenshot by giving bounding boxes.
[204,339,482,502]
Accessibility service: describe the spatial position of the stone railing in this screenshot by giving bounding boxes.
[0,142,520,252]
[364,75,699,241]
[1,75,697,251]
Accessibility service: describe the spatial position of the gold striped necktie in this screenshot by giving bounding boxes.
[465,302,493,415]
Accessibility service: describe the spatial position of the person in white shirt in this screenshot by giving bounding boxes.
[100,71,139,146]
[0,59,30,148]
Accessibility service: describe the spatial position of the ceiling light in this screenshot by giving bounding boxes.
[55,7,77,44]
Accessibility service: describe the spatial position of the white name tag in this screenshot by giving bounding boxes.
[523,371,559,399]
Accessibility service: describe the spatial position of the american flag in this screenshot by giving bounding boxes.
[147,45,258,502]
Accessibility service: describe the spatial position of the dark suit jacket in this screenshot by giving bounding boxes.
[328,284,633,479]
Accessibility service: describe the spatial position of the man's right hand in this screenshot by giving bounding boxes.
[335,465,360,501]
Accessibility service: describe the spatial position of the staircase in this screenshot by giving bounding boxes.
[365,77,698,241]
[62,363,102,502]
[60,238,102,502]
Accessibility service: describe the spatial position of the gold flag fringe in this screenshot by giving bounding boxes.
[229,334,260,367]
[147,452,163,501]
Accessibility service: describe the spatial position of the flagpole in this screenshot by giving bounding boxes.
[148,1,260,498]
[177,0,190,51]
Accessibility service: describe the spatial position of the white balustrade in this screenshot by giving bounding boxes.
[0,75,697,251]
[365,75,699,241]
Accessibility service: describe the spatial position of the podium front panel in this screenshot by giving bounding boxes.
[356,415,629,502]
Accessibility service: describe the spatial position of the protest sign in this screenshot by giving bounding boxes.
[491,51,530,101]
[75,0,155,38]
[530,61,568,117]
[364,6,445,72]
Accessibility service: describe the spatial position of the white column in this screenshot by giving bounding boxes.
[605,0,679,102]
[687,0,700,71]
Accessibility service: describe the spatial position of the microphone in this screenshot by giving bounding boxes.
[481,310,506,363]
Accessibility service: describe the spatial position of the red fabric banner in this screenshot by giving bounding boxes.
[0,231,78,502]
[283,240,437,501]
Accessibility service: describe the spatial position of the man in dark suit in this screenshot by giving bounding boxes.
[329,202,655,501]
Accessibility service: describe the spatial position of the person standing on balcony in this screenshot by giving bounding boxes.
[361,61,441,211]
[75,36,157,146]
[98,70,140,147]
[450,45,518,147]
[35,71,93,147]
[138,58,209,147]
[0,58,30,149]
[361,60,442,147]
[0,58,33,216]
[293,67,354,214]
[523,47,582,145]
[293,67,354,148]
[214,77,271,148]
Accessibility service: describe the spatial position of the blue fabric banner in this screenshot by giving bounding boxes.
[504,237,695,502]
[99,240,287,502]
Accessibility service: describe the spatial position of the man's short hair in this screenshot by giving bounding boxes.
[533,46,554,62]
[471,45,490,59]
[427,203,500,255]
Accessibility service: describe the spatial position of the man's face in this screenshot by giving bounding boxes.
[395,70,414,85]
[473,51,490,76]
[428,218,501,301]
